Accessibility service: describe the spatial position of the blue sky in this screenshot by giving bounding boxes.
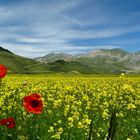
[0,0,140,58]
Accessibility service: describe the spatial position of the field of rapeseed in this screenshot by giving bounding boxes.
[0,65,140,140]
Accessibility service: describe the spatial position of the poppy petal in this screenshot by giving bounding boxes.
[0,64,7,78]
[23,93,43,114]
[0,118,16,129]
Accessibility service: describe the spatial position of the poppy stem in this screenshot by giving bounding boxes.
[0,78,2,86]
[0,78,2,91]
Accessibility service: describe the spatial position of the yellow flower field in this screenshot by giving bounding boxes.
[0,75,140,140]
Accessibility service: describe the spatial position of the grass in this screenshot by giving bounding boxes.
[0,51,49,73]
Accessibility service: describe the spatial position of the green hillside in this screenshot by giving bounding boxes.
[0,51,48,73]
[0,49,96,74]
[77,57,128,73]
[0,50,130,74]
[46,61,99,74]
[0,47,139,74]
[0,46,13,54]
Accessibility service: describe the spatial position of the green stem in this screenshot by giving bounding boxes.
[107,110,117,140]
[88,118,93,140]
[0,78,2,98]
[0,78,2,88]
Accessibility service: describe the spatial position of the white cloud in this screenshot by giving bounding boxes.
[1,41,118,58]
[0,0,140,58]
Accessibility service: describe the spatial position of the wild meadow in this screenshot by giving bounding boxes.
[0,66,140,140]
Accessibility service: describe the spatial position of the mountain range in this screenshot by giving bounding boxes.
[35,48,140,74]
[0,46,140,74]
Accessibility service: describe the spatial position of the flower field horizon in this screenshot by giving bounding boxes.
[0,74,140,140]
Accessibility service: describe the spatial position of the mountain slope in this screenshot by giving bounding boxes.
[35,53,75,63]
[77,49,139,73]
[0,47,95,74]
[46,61,100,74]
[34,48,140,74]
[125,53,140,70]
[0,47,48,73]
[0,46,13,54]
[1,47,140,74]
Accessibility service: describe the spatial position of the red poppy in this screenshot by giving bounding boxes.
[0,64,7,78]
[0,117,16,129]
[23,93,43,114]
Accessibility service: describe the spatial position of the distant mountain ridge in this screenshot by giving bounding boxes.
[0,46,13,54]
[35,48,140,74]
[83,48,129,58]
[0,46,140,74]
[35,53,75,64]
[35,48,134,62]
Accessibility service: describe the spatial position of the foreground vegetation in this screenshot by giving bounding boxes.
[0,74,140,140]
